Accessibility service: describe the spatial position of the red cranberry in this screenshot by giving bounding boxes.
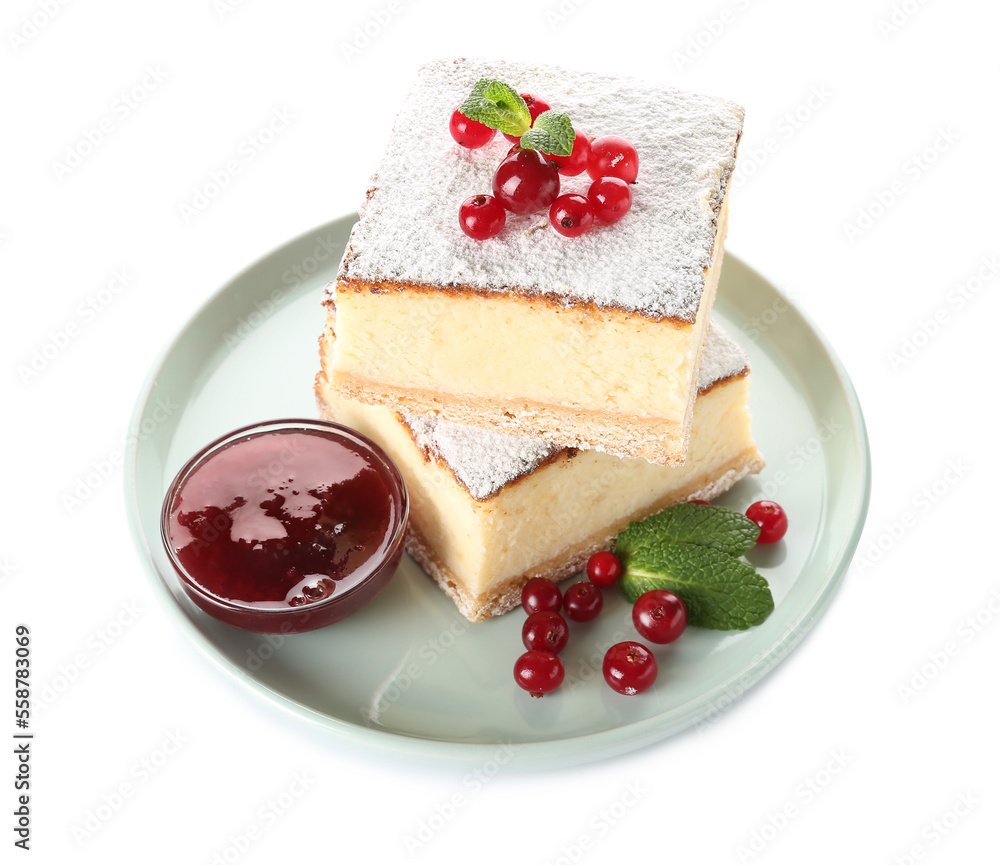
[603,641,657,695]
[586,551,622,587]
[746,501,788,543]
[587,135,639,183]
[588,176,632,223]
[522,611,569,654]
[514,650,564,697]
[563,581,603,622]
[459,194,506,240]
[492,148,560,214]
[549,194,595,237]
[449,108,496,149]
[521,577,562,615]
[632,590,687,644]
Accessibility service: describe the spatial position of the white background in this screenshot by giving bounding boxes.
[2,0,997,862]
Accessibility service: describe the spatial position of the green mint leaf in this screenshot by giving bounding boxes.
[620,542,774,631]
[459,78,531,137]
[518,110,575,156]
[616,503,760,559]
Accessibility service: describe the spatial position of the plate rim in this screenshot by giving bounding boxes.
[124,214,872,769]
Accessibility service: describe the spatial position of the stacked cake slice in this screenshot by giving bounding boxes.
[325,58,745,466]
[317,322,763,621]
[315,59,762,620]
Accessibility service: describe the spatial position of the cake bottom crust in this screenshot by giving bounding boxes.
[330,371,689,467]
[403,446,764,622]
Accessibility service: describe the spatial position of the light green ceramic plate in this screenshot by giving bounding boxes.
[125,215,870,770]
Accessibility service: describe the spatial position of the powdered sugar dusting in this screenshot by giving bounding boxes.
[404,413,561,501]
[403,320,747,499]
[698,320,749,390]
[336,58,744,322]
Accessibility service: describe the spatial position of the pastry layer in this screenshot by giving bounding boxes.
[325,58,744,466]
[315,325,763,622]
[328,198,728,466]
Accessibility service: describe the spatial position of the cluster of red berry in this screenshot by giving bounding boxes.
[512,499,789,699]
[513,550,685,699]
[449,94,638,241]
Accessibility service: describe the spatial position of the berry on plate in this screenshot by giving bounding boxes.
[746,500,788,544]
[514,650,564,697]
[521,577,562,615]
[522,610,569,654]
[603,641,657,695]
[586,551,622,587]
[632,590,687,644]
[563,581,603,622]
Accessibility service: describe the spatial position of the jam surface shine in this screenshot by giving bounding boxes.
[167,429,395,610]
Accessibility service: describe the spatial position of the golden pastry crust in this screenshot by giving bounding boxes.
[328,370,690,466]
[400,447,765,622]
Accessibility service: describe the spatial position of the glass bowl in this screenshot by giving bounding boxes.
[160,419,409,633]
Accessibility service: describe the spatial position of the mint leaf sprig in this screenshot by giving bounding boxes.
[459,78,575,157]
[520,112,574,157]
[616,504,775,631]
[460,79,530,137]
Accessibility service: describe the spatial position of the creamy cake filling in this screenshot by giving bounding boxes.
[327,196,729,453]
[315,322,762,621]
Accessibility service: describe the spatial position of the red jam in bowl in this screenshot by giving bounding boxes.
[161,420,408,633]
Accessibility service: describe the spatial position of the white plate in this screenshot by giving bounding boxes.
[125,215,871,769]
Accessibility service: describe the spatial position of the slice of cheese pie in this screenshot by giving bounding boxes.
[324,58,744,466]
[316,321,763,622]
